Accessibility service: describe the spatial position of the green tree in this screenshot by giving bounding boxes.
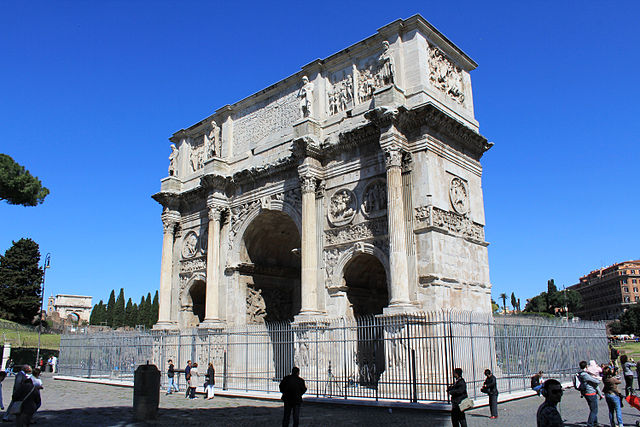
[131,302,139,327]
[510,292,517,313]
[105,290,116,327]
[0,154,50,206]
[113,288,125,328]
[144,292,153,328]
[124,298,133,327]
[499,293,508,314]
[491,299,500,314]
[90,300,103,325]
[524,293,548,313]
[138,295,146,327]
[0,238,44,324]
[151,291,159,326]
[612,304,640,335]
[547,279,558,295]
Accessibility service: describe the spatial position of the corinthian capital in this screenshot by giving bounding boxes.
[383,147,403,170]
[162,218,178,233]
[208,206,224,222]
[300,175,317,194]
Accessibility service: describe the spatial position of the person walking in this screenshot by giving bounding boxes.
[536,378,564,427]
[189,362,199,399]
[578,360,601,427]
[481,368,499,419]
[447,367,468,427]
[205,363,215,400]
[279,366,307,427]
[166,360,179,395]
[602,365,623,427]
[621,354,635,396]
[184,360,192,398]
[0,371,6,411]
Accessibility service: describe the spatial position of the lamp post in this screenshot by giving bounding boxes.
[35,253,51,366]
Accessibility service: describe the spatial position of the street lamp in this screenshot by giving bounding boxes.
[35,253,51,366]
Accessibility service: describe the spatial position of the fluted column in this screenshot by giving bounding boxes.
[299,174,319,315]
[384,147,411,306]
[201,207,222,328]
[155,215,179,328]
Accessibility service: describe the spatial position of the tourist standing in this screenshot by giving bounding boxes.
[578,360,601,427]
[2,365,29,422]
[279,366,307,427]
[205,362,215,400]
[189,362,199,399]
[481,368,499,419]
[447,367,468,427]
[610,344,620,367]
[621,354,635,396]
[602,365,623,427]
[166,359,178,394]
[184,360,192,398]
[12,368,38,427]
[536,378,564,427]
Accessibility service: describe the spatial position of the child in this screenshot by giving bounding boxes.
[0,371,6,410]
[586,360,604,399]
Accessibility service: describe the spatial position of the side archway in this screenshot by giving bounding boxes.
[180,272,206,327]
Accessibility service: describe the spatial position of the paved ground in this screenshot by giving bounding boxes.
[2,376,640,426]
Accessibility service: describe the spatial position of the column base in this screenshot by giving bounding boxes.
[382,302,418,316]
[198,319,225,330]
[294,311,325,324]
[152,321,179,331]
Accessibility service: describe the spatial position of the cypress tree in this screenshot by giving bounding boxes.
[138,295,146,327]
[0,238,44,324]
[131,302,139,327]
[113,288,125,328]
[124,298,133,327]
[106,290,116,327]
[90,300,102,325]
[96,300,106,325]
[151,291,159,326]
[144,292,152,328]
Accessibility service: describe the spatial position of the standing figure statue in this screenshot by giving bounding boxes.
[297,76,314,118]
[205,120,220,159]
[168,144,179,176]
[379,41,395,86]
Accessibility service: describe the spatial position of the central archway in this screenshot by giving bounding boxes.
[344,253,388,387]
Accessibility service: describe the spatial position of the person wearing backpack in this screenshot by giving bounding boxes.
[578,360,601,427]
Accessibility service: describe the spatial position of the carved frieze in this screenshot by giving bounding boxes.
[428,44,465,105]
[328,189,357,227]
[246,287,267,324]
[181,231,199,259]
[180,256,207,273]
[324,217,387,246]
[414,205,484,242]
[356,42,395,104]
[204,120,221,159]
[189,138,205,172]
[233,89,298,147]
[327,71,354,116]
[323,247,345,286]
[449,177,469,214]
[361,180,387,218]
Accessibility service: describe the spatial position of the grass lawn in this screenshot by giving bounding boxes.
[615,341,640,360]
[0,327,60,350]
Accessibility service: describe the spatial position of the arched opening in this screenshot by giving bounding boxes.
[189,280,206,323]
[240,210,301,380]
[240,210,301,322]
[344,253,388,387]
[66,312,80,323]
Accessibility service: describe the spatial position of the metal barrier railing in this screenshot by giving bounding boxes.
[58,311,607,402]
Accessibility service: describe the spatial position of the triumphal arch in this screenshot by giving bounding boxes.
[153,15,492,330]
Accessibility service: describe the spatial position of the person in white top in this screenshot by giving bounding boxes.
[189,363,199,399]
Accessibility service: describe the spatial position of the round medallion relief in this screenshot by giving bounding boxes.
[328,188,357,227]
[361,180,387,218]
[181,231,199,259]
[449,177,469,214]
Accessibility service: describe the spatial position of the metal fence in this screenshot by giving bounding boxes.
[58,311,607,402]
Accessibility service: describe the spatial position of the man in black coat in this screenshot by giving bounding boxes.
[2,365,30,422]
[279,367,307,427]
[447,367,468,427]
[482,368,499,418]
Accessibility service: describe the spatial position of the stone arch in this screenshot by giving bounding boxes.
[229,199,302,266]
[331,242,390,296]
[180,272,206,325]
[66,312,80,323]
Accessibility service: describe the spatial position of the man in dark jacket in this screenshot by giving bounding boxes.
[482,368,499,418]
[447,367,468,427]
[13,373,38,427]
[2,365,30,422]
[279,367,307,427]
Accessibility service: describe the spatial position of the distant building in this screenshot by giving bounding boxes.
[568,261,640,320]
[47,294,93,323]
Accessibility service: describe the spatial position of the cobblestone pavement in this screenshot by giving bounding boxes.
[2,376,640,426]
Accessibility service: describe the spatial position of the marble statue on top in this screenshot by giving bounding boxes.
[297,76,314,118]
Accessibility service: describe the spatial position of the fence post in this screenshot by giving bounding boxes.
[411,348,417,403]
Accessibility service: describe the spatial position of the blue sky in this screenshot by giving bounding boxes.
[1,1,638,308]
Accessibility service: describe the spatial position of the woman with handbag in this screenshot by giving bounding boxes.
[481,369,499,419]
[447,367,469,427]
[205,362,215,400]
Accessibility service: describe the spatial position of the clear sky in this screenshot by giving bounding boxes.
[1,1,638,308]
